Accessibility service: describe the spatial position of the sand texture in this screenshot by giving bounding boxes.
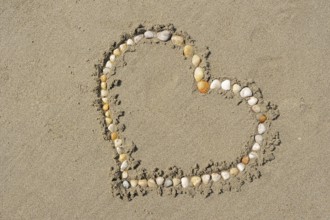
[1,0,330,219]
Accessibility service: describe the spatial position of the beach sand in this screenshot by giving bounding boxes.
[1,0,329,219]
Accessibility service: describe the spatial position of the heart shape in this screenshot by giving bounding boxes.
[95,24,280,200]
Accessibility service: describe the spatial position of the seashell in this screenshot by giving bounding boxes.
[111,132,118,140]
[156,177,164,186]
[102,97,108,104]
[157,30,172,41]
[101,82,107,90]
[122,171,128,179]
[255,134,263,144]
[147,179,157,188]
[181,177,189,188]
[102,103,109,111]
[130,179,138,187]
[118,154,127,163]
[103,67,110,74]
[183,45,194,57]
[252,105,261,113]
[100,75,107,82]
[105,61,112,69]
[119,43,127,53]
[258,123,266,134]
[144,31,155,39]
[248,97,258,106]
[237,163,245,172]
[123,180,130,189]
[192,55,201,67]
[240,87,253,98]
[134,34,144,43]
[221,171,230,180]
[120,160,128,171]
[171,35,185,46]
[210,79,221,90]
[197,80,210,94]
[173,178,181,187]
[105,117,112,125]
[201,174,210,184]
[258,114,267,123]
[109,55,116,62]
[138,179,148,187]
[164,178,173,187]
[232,84,241,93]
[113,48,121,57]
[108,124,116,132]
[211,173,221,182]
[194,67,204,82]
[230,167,239,176]
[221,79,231,91]
[241,155,250,165]
[116,147,125,154]
[249,152,258,159]
[104,111,111,117]
[126,39,134,46]
[114,139,122,147]
[252,142,261,151]
[191,176,201,187]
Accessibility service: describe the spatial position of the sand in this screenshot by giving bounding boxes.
[1,0,330,219]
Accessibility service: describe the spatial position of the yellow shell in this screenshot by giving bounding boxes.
[241,155,250,165]
[111,132,118,140]
[113,48,121,57]
[102,103,109,111]
[100,75,107,82]
[197,80,210,94]
[183,45,194,58]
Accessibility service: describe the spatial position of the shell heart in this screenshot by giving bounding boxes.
[95,24,280,200]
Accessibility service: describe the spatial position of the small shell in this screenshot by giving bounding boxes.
[221,79,231,91]
[173,178,181,187]
[232,84,241,93]
[116,147,125,154]
[114,139,122,147]
[130,179,138,187]
[210,79,221,90]
[126,39,134,46]
[192,55,201,67]
[164,178,173,187]
[197,80,210,94]
[119,43,127,53]
[100,75,107,82]
[156,177,164,186]
[240,87,253,98]
[194,67,204,82]
[211,173,221,182]
[105,61,112,69]
[109,55,116,62]
[157,30,172,41]
[118,153,127,163]
[258,123,266,134]
[111,132,118,140]
[120,160,128,171]
[113,48,121,57]
[248,97,258,106]
[249,152,258,159]
[221,171,230,180]
[171,35,185,46]
[258,114,267,123]
[191,176,201,187]
[102,97,108,104]
[252,142,261,151]
[104,111,111,117]
[103,67,110,74]
[147,179,157,188]
[230,167,239,176]
[201,174,210,184]
[255,134,263,144]
[138,179,148,187]
[122,171,128,179]
[181,177,189,188]
[237,163,245,172]
[105,117,112,125]
[183,45,194,58]
[123,180,130,189]
[252,105,261,113]
[241,155,250,165]
[102,103,109,111]
[108,124,116,132]
[144,31,155,39]
[134,34,144,43]
[101,82,107,90]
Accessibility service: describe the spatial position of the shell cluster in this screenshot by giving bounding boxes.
[96,24,280,200]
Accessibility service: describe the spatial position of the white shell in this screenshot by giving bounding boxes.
[109,55,116,62]
[181,177,189,188]
[120,160,128,171]
[126,39,134,46]
[101,97,108,103]
[192,55,201,67]
[157,30,172,41]
[114,139,122,147]
[248,97,258,106]
[119,43,127,52]
[258,123,266,134]
[210,79,221,90]
[252,142,261,151]
[255,134,263,144]
[240,87,253,98]
[130,179,138,187]
[116,147,125,154]
[105,61,112,69]
[232,84,241,93]
[252,105,261,113]
[173,178,181,187]
[221,171,230,180]
[171,35,184,46]
[221,79,231,91]
[103,67,110,74]
[156,177,164,186]
[211,173,221,182]
[249,152,258,159]
[123,180,130,189]
[191,176,201,187]
[201,174,210,184]
[122,171,128,179]
[194,67,204,81]
[101,90,108,97]
[164,178,172,187]
[144,31,155,39]
[108,124,116,132]
[134,34,144,43]
[237,163,245,172]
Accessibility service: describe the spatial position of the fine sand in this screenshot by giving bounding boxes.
[1,1,330,219]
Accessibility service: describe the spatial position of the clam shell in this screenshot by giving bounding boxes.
[181,177,189,188]
[183,45,194,57]
[105,117,112,125]
[118,154,127,163]
[197,80,210,94]
[211,173,221,182]
[249,152,258,159]
[240,87,252,98]
[116,147,125,154]
[258,123,266,134]
[252,105,261,113]
[156,177,164,186]
[102,97,108,103]
[232,84,241,93]
[109,55,116,62]
[114,139,122,147]
[241,155,250,165]
[210,79,221,90]
[191,176,201,187]
[173,178,181,187]
[201,174,210,184]
[126,39,134,46]
[105,61,112,69]
[252,142,261,151]
[103,67,110,74]
[130,179,138,187]
[221,79,231,91]
[133,34,144,43]
[122,171,128,179]
[221,171,230,180]
[171,35,184,46]
[194,67,204,81]
[248,97,258,106]
[119,43,127,53]
[230,167,239,176]
[101,82,107,90]
[108,124,116,132]
[120,160,128,171]
[255,134,263,144]
[123,180,130,189]
[192,55,201,67]
[147,179,157,188]
[101,90,108,97]
[157,30,172,41]
[138,179,148,187]
[164,178,173,187]
[113,48,121,57]
[144,31,155,39]
[237,163,245,172]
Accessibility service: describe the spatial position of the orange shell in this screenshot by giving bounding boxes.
[111,132,118,140]
[259,114,267,123]
[241,156,250,165]
[197,80,210,94]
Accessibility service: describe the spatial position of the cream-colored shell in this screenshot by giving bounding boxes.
[192,55,201,67]
[194,67,204,82]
